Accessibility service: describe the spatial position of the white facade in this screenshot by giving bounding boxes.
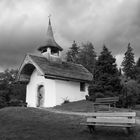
[55,80,88,105]
[26,69,88,107]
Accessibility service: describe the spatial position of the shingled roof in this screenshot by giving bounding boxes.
[19,54,93,82]
[19,18,93,83]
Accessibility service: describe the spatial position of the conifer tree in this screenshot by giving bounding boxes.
[89,45,121,98]
[77,42,96,74]
[121,43,135,79]
[135,57,140,83]
[136,57,140,67]
[66,42,96,75]
[66,41,79,63]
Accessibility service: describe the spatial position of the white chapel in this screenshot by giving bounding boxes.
[18,18,93,107]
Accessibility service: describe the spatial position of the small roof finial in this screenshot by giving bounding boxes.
[48,14,51,25]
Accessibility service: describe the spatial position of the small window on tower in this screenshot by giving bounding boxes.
[80,82,85,92]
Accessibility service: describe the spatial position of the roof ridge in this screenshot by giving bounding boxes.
[28,53,67,63]
[27,53,47,59]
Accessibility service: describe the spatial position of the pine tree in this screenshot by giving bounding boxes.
[121,43,135,79]
[95,45,118,78]
[135,57,140,83]
[66,41,79,63]
[77,42,96,74]
[89,45,121,99]
[66,41,96,75]
[136,57,140,67]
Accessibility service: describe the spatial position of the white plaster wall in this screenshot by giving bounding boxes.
[26,69,56,107]
[55,80,88,105]
[26,69,89,107]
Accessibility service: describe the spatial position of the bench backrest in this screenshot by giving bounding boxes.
[95,97,119,103]
[87,117,135,124]
[87,112,136,117]
[87,112,136,125]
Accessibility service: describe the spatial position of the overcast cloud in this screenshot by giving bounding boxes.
[0,0,140,71]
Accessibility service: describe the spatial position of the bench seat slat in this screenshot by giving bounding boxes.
[94,102,117,104]
[80,123,134,127]
[95,99,118,102]
[87,117,135,124]
[94,101,117,104]
[86,112,136,117]
[95,97,119,102]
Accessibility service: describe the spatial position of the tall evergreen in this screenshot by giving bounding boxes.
[77,42,96,74]
[95,45,118,78]
[121,43,135,79]
[89,45,121,98]
[136,57,140,67]
[66,41,79,63]
[135,57,140,83]
[66,41,96,75]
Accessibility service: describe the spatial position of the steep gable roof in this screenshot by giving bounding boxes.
[19,54,93,82]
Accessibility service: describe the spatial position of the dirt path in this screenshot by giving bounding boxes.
[41,108,140,125]
[42,108,94,116]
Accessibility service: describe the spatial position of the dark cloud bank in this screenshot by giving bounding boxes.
[0,0,140,70]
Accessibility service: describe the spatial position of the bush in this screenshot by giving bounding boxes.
[85,95,95,101]
[62,97,70,104]
[8,99,27,107]
[86,92,105,102]
[0,90,9,108]
[95,92,105,98]
[120,79,140,108]
[0,97,7,108]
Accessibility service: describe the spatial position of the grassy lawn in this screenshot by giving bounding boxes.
[0,101,140,140]
[53,100,129,112]
[54,100,95,112]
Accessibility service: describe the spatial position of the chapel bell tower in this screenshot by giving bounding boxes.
[38,17,63,62]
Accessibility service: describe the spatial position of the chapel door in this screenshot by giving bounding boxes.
[37,85,45,107]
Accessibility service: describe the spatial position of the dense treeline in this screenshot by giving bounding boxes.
[66,41,140,108]
[0,69,26,108]
[0,41,140,108]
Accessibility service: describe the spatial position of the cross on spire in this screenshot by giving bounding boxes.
[48,14,51,25]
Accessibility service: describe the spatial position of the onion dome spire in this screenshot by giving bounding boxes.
[38,16,63,53]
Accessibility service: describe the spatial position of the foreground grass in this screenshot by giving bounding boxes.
[0,107,140,140]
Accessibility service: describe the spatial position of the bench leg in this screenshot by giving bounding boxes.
[88,125,95,133]
[109,104,110,111]
[126,127,134,134]
[94,105,97,112]
[123,127,133,134]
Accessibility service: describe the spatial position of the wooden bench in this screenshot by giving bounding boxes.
[81,112,136,133]
[93,97,119,111]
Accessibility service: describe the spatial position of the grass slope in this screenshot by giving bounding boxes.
[0,107,140,140]
[53,100,129,112]
[54,100,95,112]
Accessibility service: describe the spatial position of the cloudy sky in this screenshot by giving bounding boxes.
[0,0,140,71]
